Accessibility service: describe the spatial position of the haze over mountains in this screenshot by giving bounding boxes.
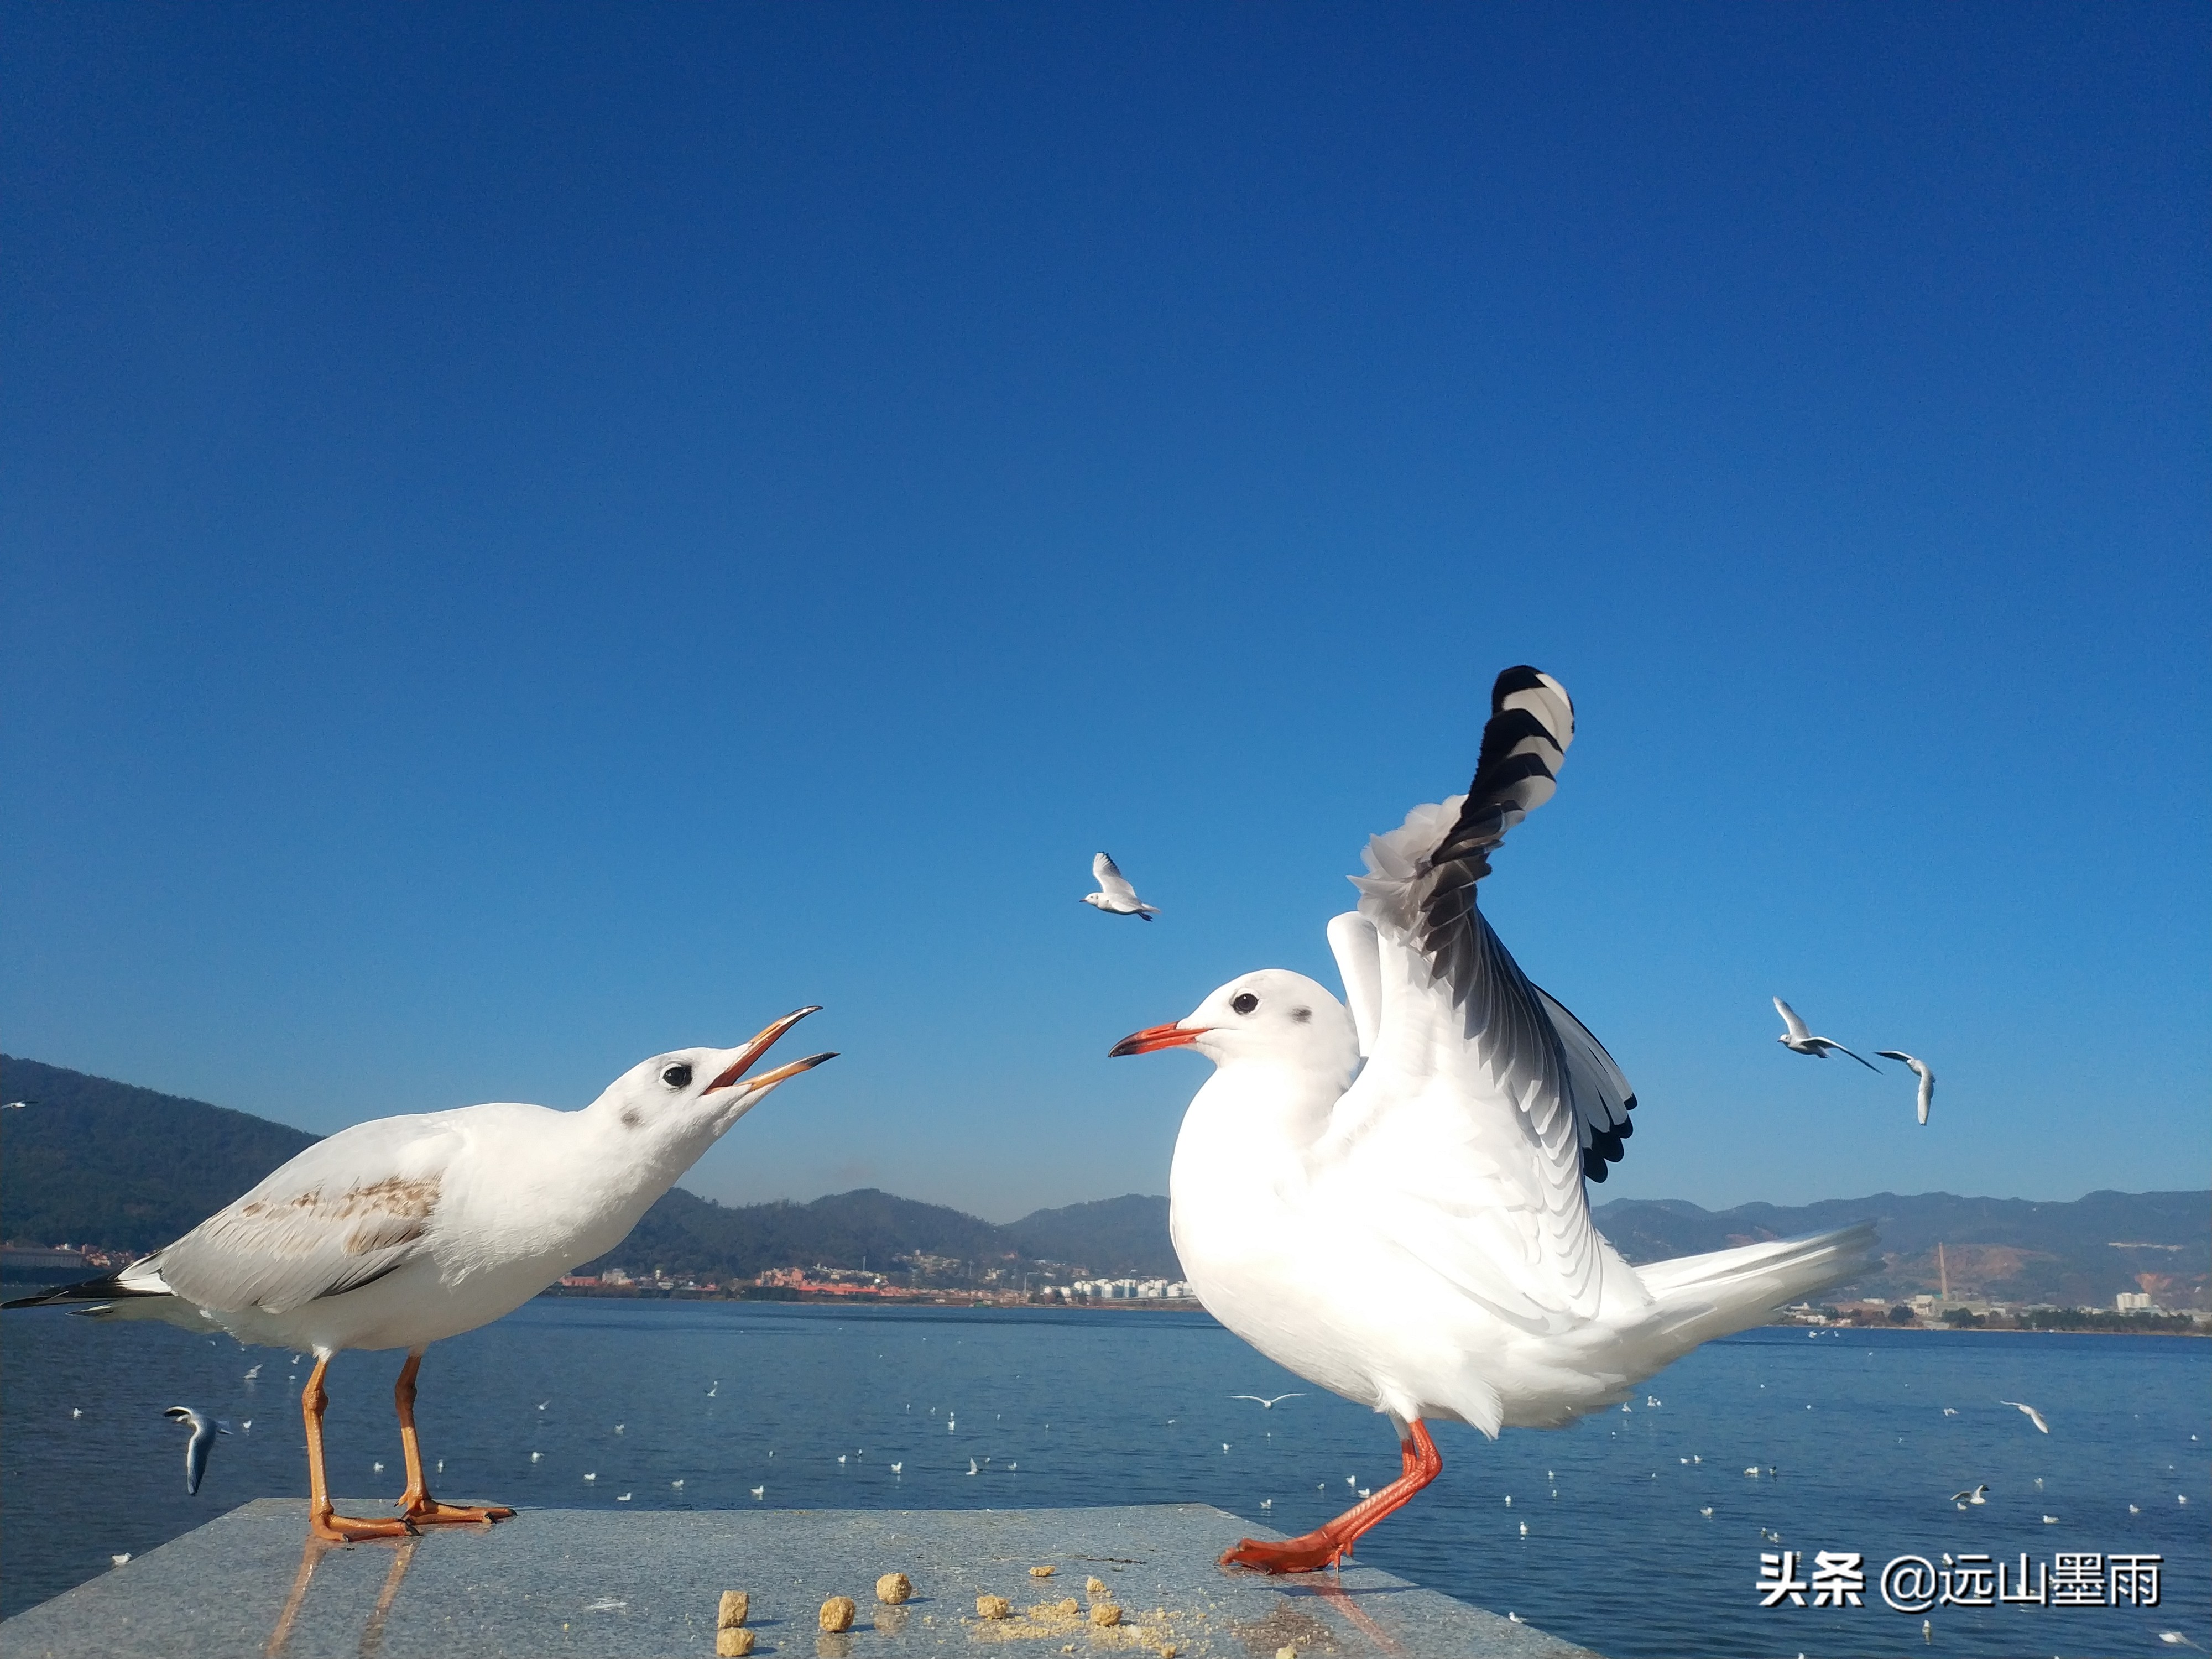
[4,1056,2204,1307]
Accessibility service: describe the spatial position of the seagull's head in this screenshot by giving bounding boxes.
[1109,970,1356,1083]
[591,1008,837,1150]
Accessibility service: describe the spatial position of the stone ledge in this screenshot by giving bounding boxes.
[0,1501,1601,1659]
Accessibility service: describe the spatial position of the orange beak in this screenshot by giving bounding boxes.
[1109,1022,1204,1058]
[707,1006,828,1093]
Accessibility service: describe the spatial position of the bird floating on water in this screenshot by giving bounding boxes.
[1773,999,1881,1071]
[1114,667,1874,1573]
[1083,852,1160,920]
[1873,1051,1936,1124]
[4,1010,833,1543]
[163,1407,229,1496]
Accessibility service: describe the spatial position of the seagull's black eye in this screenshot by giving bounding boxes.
[1231,992,1259,1015]
[661,1064,693,1089]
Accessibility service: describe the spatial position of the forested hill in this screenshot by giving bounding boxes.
[1,1056,321,1253]
[4,1056,2200,1306]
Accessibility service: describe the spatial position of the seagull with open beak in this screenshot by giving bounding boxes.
[6,1008,835,1542]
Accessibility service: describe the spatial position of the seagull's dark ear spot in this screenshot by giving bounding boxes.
[620,1107,644,1129]
[1230,991,1259,1015]
[1291,1006,1312,1023]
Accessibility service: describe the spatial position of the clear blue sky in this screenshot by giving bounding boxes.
[4,4,2204,1223]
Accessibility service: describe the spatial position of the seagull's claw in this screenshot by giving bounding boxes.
[1219,1528,1346,1574]
[310,1509,420,1543]
[400,1496,515,1527]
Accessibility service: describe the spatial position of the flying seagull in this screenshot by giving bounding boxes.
[1229,1394,1305,1409]
[6,1009,833,1542]
[163,1406,229,1496]
[1773,999,1882,1071]
[1083,852,1160,920]
[1873,1051,1936,1124]
[1114,665,1874,1573]
[1998,1399,2050,1434]
[1952,1484,1989,1506]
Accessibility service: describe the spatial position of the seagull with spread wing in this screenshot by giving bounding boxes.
[1874,1050,1936,1124]
[1112,667,1874,1573]
[1773,999,1882,1071]
[163,1406,229,1496]
[1083,852,1160,919]
[7,1010,833,1542]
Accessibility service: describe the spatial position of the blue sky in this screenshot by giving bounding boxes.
[4,4,2204,1222]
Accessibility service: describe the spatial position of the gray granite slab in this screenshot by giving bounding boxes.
[1,1502,1599,1659]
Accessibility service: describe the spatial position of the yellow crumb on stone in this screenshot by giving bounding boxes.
[717,1590,749,1629]
[1275,1647,1297,1659]
[819,1596,857,1633]
[714,1630,755,1657]
[1030,1564,1056,1578]
[1090,1603,1123,1627]
[977,1595,1013,1620]
[875,1572,912,1605]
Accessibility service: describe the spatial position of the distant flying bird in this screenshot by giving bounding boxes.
[4,1009,833,1544]
[1952,1484,1988,1506]
[1113,666,1874,1574]
[1874,1052,1936,1124]
[1998,1399,2049,1434]
[967,1458,979,1475]
[242,1364,260,1382]
[164,1407,229,1495]
[706,1381,718,1397]
[1,1099,34,1110]
[1082,852,1160,920]
[1773,999,1881,1071]
[1229,1394,1304,1409]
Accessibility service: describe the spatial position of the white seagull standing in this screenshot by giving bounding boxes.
[1113,666,1874,1573]
[1083,852,1160,920]
[1773,999,1882,1071]
[1874,1051,1936,1124]
[6,1009,833,1542]
[163,1406,229,1496]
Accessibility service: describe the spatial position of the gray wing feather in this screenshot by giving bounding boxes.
[156,1116,461,1316]
[1533,985,1637,1181]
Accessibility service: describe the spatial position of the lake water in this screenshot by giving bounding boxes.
[3,1297,2205,1656]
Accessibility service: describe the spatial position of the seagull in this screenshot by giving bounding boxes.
[1082,852,1160,920]
[1952,1484,1988,1505]
[1997,1399,2050,1434]
[613,1423,624,1435]
[615,1492,631,1502]
[1773,999,1881,1071]
[1260,1499,1272,1509]
[1942,1408,1958,1416]
[750,1485,765,1500]
[243,1364,261,1382]
[583,1472,595,1482]
[2158,1634,2198,1647]
[6,1011,833,1542]
[1229,1394,1305,1409]
[1873,1051,1936,1124]
[706,1381,718,1397]
[71,1408,82,1419]
[671,1479,684,1489]
[890,1462,903,1474]
[110,1553,130,1567]
[1699,1507,1713,1517]
[163,1407,229,1495]
[1113,666,1875,1574]
[530,1451,542,1462]
[2041,1514,2058,1524]
[967,1458,979,1475]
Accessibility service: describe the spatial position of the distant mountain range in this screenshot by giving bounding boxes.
[4,1055,2203,1306]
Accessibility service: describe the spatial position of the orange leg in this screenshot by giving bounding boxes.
[394,1351,513,1526]
[302,1357,416,1542]
[1220,1419,1443,1573]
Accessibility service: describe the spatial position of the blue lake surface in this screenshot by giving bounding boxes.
[3,1297,2205,1656]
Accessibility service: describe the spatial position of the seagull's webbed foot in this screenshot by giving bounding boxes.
[309,1504,419,1544]
[398,1494,514,1527]
[1219,1528,1347,1574]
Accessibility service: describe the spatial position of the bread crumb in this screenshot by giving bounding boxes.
[1276,1647,1297,1659]
[1091,1603,1123,1627]
[1085,1576,1109,1600]
[819,1595,857,1632]
[875,1572,912,1605]
[717,1590,749,1630]
[977,1595,1012,1620]
[715,1630,755,1657]
[1030,1564,1056,1578]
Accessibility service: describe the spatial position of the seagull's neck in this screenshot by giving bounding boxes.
[1172,1055,1348,1192]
